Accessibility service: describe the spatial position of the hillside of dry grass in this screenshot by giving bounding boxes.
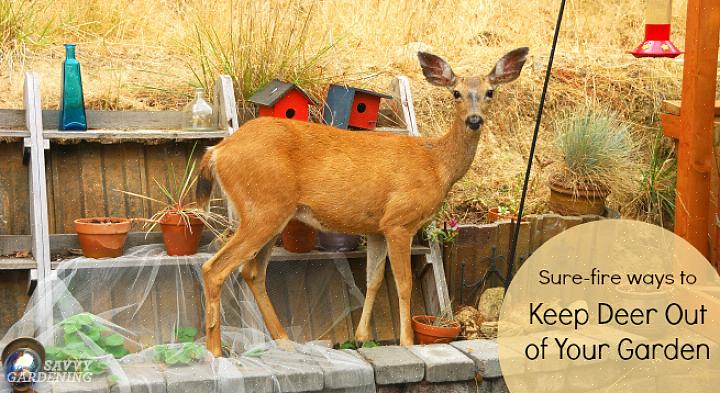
[1,0,711,226]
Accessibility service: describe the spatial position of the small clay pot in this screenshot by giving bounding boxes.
[74,217,131,258]
[282,219,317,253]
[487,207,517,223]
[411,315,461,344]
[548,177,610,216]
[318,232,361,252]
[159,212,204,256]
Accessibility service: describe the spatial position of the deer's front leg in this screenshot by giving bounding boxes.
[384,229,414,346]
[355,234,388,342]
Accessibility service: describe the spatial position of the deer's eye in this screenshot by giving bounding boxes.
[452,90,462,100]
[485,89,495,99]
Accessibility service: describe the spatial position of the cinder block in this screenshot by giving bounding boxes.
[212,357,274,393]
[111,364,165,393]
[357,346,424,385]
[409,344,475,382]
[255,347,324,392]
[299,347,374,390]
[164,363,217,393]
[450,340,502,378]
[52,377,109,393]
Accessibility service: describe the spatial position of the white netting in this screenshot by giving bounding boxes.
[1,244,375,393]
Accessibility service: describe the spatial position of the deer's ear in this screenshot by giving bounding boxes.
[418,52,457,87]
[488,47,529,86]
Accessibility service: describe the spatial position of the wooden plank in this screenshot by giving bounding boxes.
[426,240,451,315]
[285,262,312,342]
[305,260,333,341]
[0,143,29,235]
[101,145,128,218]
[324,259,356,343]
[79,144,107,218]
[50,145,83,233]
[121,144,149,221]
[0,271,30,338]
[661,113,681,140]
[372,265,397,342]
[0,109,187,130]
[661,100,720,117]
[540,214,564,245]
[214,75,240,133]
[266,262,293,336]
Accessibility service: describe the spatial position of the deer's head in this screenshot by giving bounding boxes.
[418,48,529,131]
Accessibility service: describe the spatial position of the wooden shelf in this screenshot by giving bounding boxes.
[0,129,229,143]
[0,245,431,271]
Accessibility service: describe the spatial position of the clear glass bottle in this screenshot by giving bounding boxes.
[59,44,87,131]
[182,88,216,131]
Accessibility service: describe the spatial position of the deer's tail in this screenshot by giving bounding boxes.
[196,148,214,210]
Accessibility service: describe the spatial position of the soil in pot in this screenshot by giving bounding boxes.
[74,217,131,258]
[282,219,317,253]
[411,315,461,344]
[318,232,361,252]
[159,212,204,256]
[548,176,610,216]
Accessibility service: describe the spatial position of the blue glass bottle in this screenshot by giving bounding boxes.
[59,44,87,131]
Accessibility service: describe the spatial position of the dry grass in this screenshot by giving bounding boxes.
[0,0,709,226]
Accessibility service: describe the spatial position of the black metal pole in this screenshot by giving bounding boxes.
[504,0,567,291]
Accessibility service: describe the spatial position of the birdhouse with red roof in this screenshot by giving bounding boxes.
[249,79,317,122]
[323,85,392,130]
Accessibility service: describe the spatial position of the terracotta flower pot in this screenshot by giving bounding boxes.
[318,232,361,252]
[282,219,317,253]
[548,176,610,216]
[159,212,204,256]
[411,315,461,344]
[74,217,131,258]
[487,207,522,223]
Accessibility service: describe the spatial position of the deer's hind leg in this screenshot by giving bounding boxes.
[241,235,288,341]
[202,210,291,357]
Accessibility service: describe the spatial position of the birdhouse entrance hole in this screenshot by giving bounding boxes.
[356,103,367,113]
[285,108,296,118]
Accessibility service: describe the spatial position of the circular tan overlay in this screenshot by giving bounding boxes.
[498,219,720,393]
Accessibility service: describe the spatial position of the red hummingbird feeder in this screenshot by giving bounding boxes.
[630,0,683,58]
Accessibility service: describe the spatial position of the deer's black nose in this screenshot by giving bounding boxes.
[466,115,484,130]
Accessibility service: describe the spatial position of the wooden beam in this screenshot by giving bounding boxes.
[661,113,681,140]
[661,100,720,117]
[675,0,720,263]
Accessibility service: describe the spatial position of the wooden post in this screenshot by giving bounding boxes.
[675,0,720,263]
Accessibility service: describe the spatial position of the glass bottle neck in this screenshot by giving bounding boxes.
[65,45,76,60]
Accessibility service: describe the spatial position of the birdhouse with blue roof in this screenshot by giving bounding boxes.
[249,79,317,122]
[323,85,392,130]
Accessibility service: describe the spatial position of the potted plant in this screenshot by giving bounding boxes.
[74,217,131,258]
[488,205,517,223]
[118,145,228,256]
[411,309,461,344]
[549,110,637,216]
[281,220,317,253]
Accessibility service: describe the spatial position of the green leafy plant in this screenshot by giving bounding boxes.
[423,219,459,244]
[551,110,638,197]
[335,340,379,350]
[116,143,229,236]
[497,205,511,215]
[45,313,130,376]
[629,133,676,227]
[153,326,203,366]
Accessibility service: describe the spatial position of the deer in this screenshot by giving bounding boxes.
[196,48,529,356]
